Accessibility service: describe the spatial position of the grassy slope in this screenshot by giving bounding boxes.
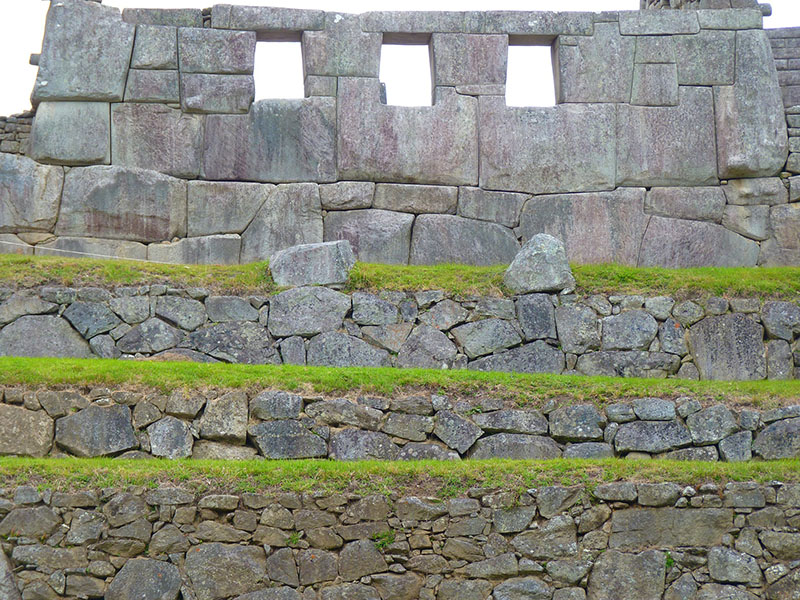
[1,254,800,298]
[1,357,799,407]
[2,458,798,496]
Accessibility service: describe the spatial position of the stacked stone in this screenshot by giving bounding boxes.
[0,481,798,599]
[5,1,796,267]
[0,110,34,155]
[643,0,762,9]
[1,385,800,461]
[769,27,800,175]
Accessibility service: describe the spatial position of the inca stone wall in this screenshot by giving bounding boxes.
[0,481,799,599]
[1,0,798,267]
[2,385,800,460]
[0,285,798,380]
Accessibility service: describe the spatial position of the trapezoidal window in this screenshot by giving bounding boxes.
[253,40,305,100]
[379,40,433,106]
[506,42,557,107]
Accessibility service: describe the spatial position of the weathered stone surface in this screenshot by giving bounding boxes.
[56,166,186,243]
[30,102,111,166]
[338,79,477,186]
[124,69,180,103]
[760,204,800,266]
[124,8,203,27]
[504,234,574,294]
[473,410,547,435]
[268,286,350,337]
[320,182,374,211]
[674,30,735,85]
[270,241,355,288]
[373,184,457,215]
[148,235,242,265]
[116,318,182,354]
[329,429,400,461]
[178,28,255,74]
[512,516,577,559]
[432,33,506,86]
[493,577,551,600]
[517,294,556,341]
[469,341,565,374]
[639,217,759,268]
[617,87,717,186]
[577,350,680,378]
[687,405,738,445]
[250,391,303,421]
[601,310,658,350]
[189,322,279,364]
[396,325,458,369]
[708,546,761,585]
[549,405,605,442]
[383,413,433,441]
[204,99,336,183]
[303,15,381,78]
[33,0,135,102]
[307,332,390,367]
[519,188,648,265]
[410,215,519,266]
[759,531,800,560]
[106,558,181,600]
[181,74,254,114]
[187,182,269,237]
[0,405,53,457]
[111,103,204,178]
[556,305,600,354]
[715,31,788,178]
[433,410,483,453]
[0,293,56,326]
[211,5,324,30]
[610,507,732,549]
[563,442,614,459]
[338,539,387,580]
[470,434,561,460]
[0,506,61,538]
[324,209,414,264]
[185,543,266,600]
[248,421,327,459]
[200,392,248,445]
[451,318,521,358]
[762,301,800,341]
[131,24,177,70]
[0,235,32,256]
[587,550,665,600]
[619,11,699,34]
[240,184,323,262]
[724,178,788,207]
[722,205,770,241]
[614,420,692,454]
[298,549,338,586]
[155,296,206,331]
[0,154,63,233]
[55,405,137,457]
[457,187,527,228]
[644,187,726,223]
[61,301,119,340]
[688,314,766,380]
[419,300,468,331]
[557,22,634,103]
[480,97,615,195]
[370,574,422,600]
[352,293,398,326]
[753,418,800,459]
[205,297,258,323]
[0,315,93,358]
[34,236,146,261]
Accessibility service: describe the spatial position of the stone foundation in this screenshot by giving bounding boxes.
[0,481,798,599]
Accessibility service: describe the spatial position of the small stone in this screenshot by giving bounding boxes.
[504,234,575,294]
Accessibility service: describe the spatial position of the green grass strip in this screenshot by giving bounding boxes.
[1,254,800,298]
[1,357,799,407]
[1,457,797,497]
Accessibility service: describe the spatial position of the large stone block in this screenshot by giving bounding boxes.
[587,550,665,600]
[714,30,788,178]
[33,0,135,102]
[469,341,565,374]
[203,98,336,183]
[240,184,322,262]
[211,5,326,31]
[270,241,355,288]
[268,286,350,338]
[557,23,635,103]
[644,187,726,223]
[0,154,63,233]
[619,11,700,35]
[630,63,679,106]
[131,24,178,70]
[609,508,733,549]
[178,28,256,74]
[576,350,680,378]
[431,34,507,87]
[123,8,203,27]
[504,234,575,294]
[373,184,457,215]
[0,405,54,457]
[617,87,718,186]
[111,103,204,178]
[338,78,478,186]
[307,332,390,367]
[674,30,735,85]
[55,405,137,458]
[188,182,270,237]
[56,166,187,243]
[410,215,519,266]
[760,204,800,266]
[185,543,266,600]
[519,188,647,265]
[479,97,616,195]
[323,210,413,264]
[722,178,788,205]
[638,217,760,267]
[181,74,254,114]
[30,102,111,166]
[123,70,180,103]
[0,316,93,358]
[688,313,767,380]
[302,15,381,78]
[320,182,374,211]
[457,188,527,229]
[36,237,147,261]
[148,235,242,265]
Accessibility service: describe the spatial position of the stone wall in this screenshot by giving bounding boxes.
[0,285,798,380]
[2,384,800,461]
[0,110,33,156]
[0,481,799,599]
[1,0,797,267]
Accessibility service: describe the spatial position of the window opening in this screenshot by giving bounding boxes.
[253,41,305,100]
[506,44,556,107]
[379,43,433,107]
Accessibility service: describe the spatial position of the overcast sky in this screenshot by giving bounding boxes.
[1,0,798,114]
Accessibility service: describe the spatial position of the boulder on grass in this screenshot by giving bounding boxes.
[504,234,575,294]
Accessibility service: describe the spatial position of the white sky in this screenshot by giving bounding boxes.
[1,0,799,114]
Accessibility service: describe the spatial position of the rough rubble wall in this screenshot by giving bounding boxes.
[0,482,799,600]
[2,385,800,460]
[0,0,796,267]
